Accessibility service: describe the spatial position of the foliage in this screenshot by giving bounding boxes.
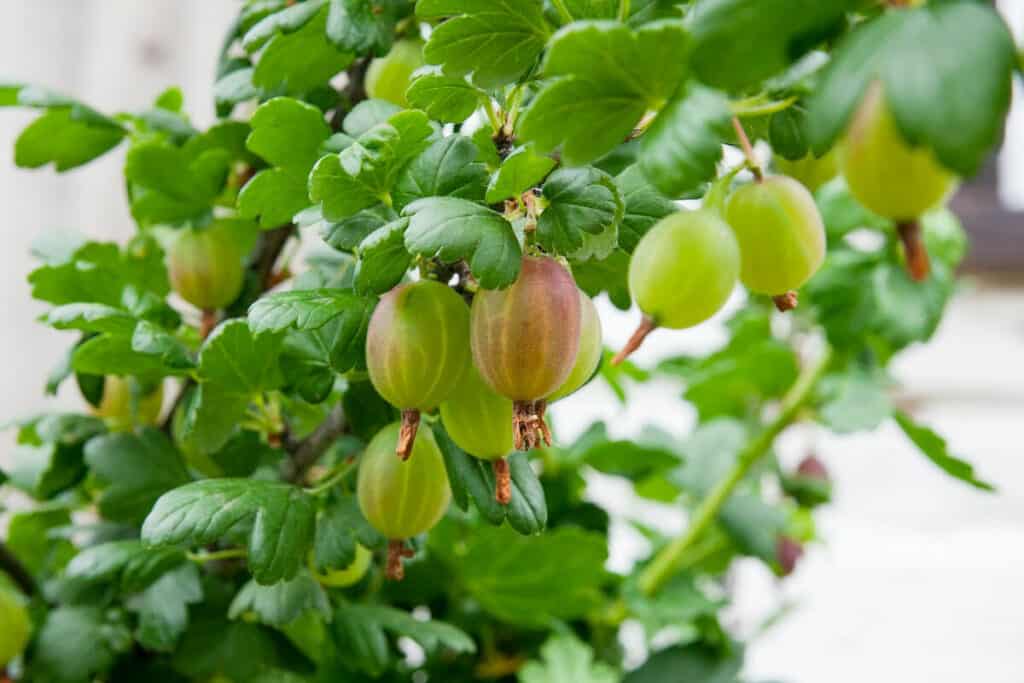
[0,1,1012,682]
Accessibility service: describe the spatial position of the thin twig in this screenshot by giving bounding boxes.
[731,116,763,181]
[282,404,348,483]
[0,542,38,597]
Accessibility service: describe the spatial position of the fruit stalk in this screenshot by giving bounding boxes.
[492,458,511,505]
[773,291,798,312]
[731,116,763,181]
[386,540,413,581]
[612,316,657,366]
[200,309,218,339]
[897,219,931,281]
[397,409,421,461]
[512,400,552,451]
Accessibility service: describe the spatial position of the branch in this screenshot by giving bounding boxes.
[636,346,832,596]
[0,541,38,597]
[282,404,348,483]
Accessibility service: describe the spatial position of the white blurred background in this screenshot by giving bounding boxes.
[1,2,1022,682]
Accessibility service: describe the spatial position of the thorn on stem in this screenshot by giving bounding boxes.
[773,291,799,312]
[493,457,511,505]
[897,219,930,281]
[396,409,420,460]
[612,316,657,366]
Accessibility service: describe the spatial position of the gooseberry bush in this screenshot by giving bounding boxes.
[0,1,1015,681]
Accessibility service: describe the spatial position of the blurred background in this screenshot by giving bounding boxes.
[1,2,1021,682]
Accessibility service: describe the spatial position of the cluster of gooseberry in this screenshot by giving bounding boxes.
[615,81,954,362]
[359,256,602,578]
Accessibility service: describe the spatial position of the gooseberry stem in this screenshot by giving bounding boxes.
[611,316,657,366]
[897,219,930,281]
[187,548,247,563]
[512,400,552,451]
[386,540,414,581]
[636,346,832,596]
[199,309,218,339]
[773,291,799,312]
[492,457,512,505]
[397,409,421,460]
[731,116,763,181]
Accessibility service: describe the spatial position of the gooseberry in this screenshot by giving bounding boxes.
[439,363,514,503]
[470,256,581,451]
[357,422,451,580]
[0,584,30,667]
[365,280,471,460]
[309,544,372,588]
[168,222,246,311]
[90,376,164,429]
[842,82,955,222]
[725,175,826,303]
[365,39,425,108]
[547,290,602,403]
[774,148,839,193]
[614,210,739,364]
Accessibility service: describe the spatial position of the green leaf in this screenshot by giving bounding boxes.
[336,605,475,666]
[229,571,331,627]
[572,250,631,309]
[35,606,130,683]
[894,411,994,492]
[126,141,231,226]
[815,177,892,241]
[817,370,892,434]
[418,0,551,89]
[132,321,196,372]
[806,3,1016,176]
[73,333,187,378]
[320,204,398,251]
[486,145,556,204]
[15,108,125,172]
[537,166,622,257]
[142,479,317,584]
[688,0,851,92]
[198,319,283,391]
[354,218,413,295]
[7,441,87,500]
[215,66,261,113]
[128,563,203,652]
[279,305,374,402]
[173,611,304,681]
[314,496,385,572]
[406,68,485,123]
[84,428,192,524]
[29,240,168,306]
[243,0,326,50]
[253,7,354,96]
[42,303,137,335]
[448,526,607,627]
[558,0,617,20]
[623,573,722,639]
[639,81,732,198]
[403,197,522,289]
[309,110,434,221]
[615,164,678,252]
[5,507,75,578]
[240,97,332,228]
[183,383,251,454]
[392,134,487,210]
[579,438,679,482]
[330,606,390,677]
[327,0,408,54]
[519,633,618,683]
[343,99,401,137]
[519,20,688,165]
[623,644,742,683]
[249,288,374,335]
[63,540,186,594]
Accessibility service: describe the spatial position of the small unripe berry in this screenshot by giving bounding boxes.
[365,39,425,108]
[366,280,471,459]
[725,175,826,296]
[614,210,739,364]
[776,536,804,577]
[0,585,30,667]
[547,291,602,403]
[842,82,955,221]
[309,543,372,588]
[774,148,839,193]
[90,376,164,429]
[357,422,451,579]
[168,223,246,310]
[440,363,513,462]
